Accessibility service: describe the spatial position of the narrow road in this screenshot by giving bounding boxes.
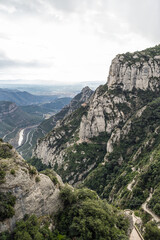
[127,179,135,191]
[142,193,160,223]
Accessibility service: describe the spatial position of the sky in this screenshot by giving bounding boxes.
[0,0,159,85]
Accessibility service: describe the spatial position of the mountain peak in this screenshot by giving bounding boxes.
[107,44,160,91]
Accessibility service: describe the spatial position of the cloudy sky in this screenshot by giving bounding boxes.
[0,0,159,85]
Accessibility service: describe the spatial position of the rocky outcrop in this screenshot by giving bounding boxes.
[107,53,160,91]
[0,142,63,233]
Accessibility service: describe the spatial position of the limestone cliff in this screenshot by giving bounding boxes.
[0,141,63,233]
[107,52,160,91]
[33,45,160,187]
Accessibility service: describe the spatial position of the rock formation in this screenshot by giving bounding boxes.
[0,141,63,233]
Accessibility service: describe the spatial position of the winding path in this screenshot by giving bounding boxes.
[127,179,135,191]
[142,193,160,223]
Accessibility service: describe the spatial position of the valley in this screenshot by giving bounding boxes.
[1,45,160,239]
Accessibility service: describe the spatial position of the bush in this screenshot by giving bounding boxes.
[0,192,16,221]
[35,176,40,183]
[10,169,16,176]
[144,222,160,240]
[0,167,6,183]
[0,144,12,158]
[28,165,37,175]
[0,215,67,240]
[56,186,129,240]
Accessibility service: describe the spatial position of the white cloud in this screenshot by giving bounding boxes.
[0,0,159,84]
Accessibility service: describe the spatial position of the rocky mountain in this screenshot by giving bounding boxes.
[0,101,42,147]
[0,88,58,106]
[33,45,160,227]
[0,140,63,233]
[0,140,130,240]
[18,86,93,159]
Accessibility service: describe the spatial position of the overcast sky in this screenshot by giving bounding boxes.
[0,0,159,85]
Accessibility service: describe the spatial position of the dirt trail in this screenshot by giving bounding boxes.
[127,179,135,191]
[142,193,160,223]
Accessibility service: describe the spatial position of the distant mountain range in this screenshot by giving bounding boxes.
[0,88,59,106]
[20,97,72,117]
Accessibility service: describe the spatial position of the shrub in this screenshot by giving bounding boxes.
[1,215,67,240]
[28,165,37,175]
[56,186,129,240]
[0,167,6,183]
[41,169,58,185]
[144,222,160,240]
[10,169,16,176]
[0,144,12,158]
[0,192,16,221]
[35,176,40,183]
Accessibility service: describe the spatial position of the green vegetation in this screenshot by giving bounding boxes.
[0,187,130,240]
[144,222,160,240]
[55,186,129,240]
[0,143,12,159]
[35,176,40,183]
[148,186,160,216]
[81,94,160,209]
[0,192,16,221]
[41,169,58,185]
[0,166,6,184]
[58,141,106,183]
[119,44,160,66]
[0,215,66,240]
[28,165,37,175]
[27,157,50,171]
[134,209,152,225]
[10,169,16,176]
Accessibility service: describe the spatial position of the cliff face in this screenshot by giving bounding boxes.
[0,141,63,233]
[80,49,160,141]
[107,54,160,91]
[33,45,160,188]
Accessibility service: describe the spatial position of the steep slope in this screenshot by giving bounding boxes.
[0,101,42,147]
[0,140,63,233]
[18,87,93,159]
[33,45,160,218]
[0,140,130,240]
[0,88,58,106]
